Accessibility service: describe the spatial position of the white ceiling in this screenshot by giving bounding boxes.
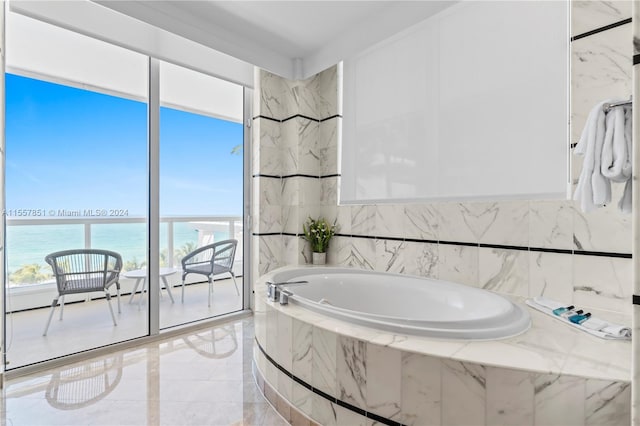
[96,1,457,79]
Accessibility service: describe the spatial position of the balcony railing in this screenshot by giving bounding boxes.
[6,215,243,288]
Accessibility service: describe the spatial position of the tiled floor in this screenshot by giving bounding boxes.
[2,316,287,425]
[6,278,243,368]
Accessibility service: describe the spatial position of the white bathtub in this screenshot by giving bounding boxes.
[265,267,531,340]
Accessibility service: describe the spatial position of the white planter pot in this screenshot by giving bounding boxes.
[312,252,327,265]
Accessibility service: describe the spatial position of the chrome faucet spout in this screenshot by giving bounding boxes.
[265,280,308,303]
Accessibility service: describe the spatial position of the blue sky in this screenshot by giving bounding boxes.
[5,73,243,216]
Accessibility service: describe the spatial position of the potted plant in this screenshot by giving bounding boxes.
[302,216,336,265]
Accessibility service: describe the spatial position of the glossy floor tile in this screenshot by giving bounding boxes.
[6,278,243,368]
[2,316,287,426]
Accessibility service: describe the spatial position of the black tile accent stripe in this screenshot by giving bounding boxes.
[252,233,631,259]
[252,113,343,123]
[633,295,640,305]
[634,54,640,66]
[254,338,405,426]
[571,18,632,42]
[252,173,341,180]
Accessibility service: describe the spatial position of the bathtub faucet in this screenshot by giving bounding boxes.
[265,280,308,303]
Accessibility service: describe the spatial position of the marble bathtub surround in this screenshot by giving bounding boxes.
[572,1,632,38]
[255,286,631,426]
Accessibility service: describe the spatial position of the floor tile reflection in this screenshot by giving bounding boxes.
[3,316,287,425]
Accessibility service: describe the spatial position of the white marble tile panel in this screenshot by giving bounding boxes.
[258,235,282,276]
[404,203,438,240]
[337,336,366,408]
[400,353,441,426]
[333,235,352,266]
[366,343,401,420]
[437,202,495,244]
[585,379,631,425]
[402,241,438,278]
[277,311,292,371]
[320,177,338,206]
[571,24,632,144]
[342,237,375,270]
[528,251,574,303]
[299,178,322,207]
[281,177,299,207]
[335,404,370,426]
[292,318,313,384]
[573,188,632,253]
[312,326,337,397]
[277,369,293,402]
[573,255,632,313]
[534,374,585,426]
[318,116,339,150]
[308,65,340,119]
[292,381,313,419]
[441,360,486,426]
[480,201,529,246]
[259,70,293,120]
[258,205,282,234]
[485,367,534,426]
[375,205,404,238]
[529,200,574,249]
[259,146,283,176]
[479,248,529,297]
[375,239,405,274]
[259,177,283,207]
[438,244,479,287]
[562,334,630,382]
[265,306,278,356]
[258,117,283,148]
[351,205,376,236]
[282,206,300,236]
[320,145,338,177]
[572,1,632,36]
[311,394,337,426]
[335,205,352,235]
[297,118,321,176]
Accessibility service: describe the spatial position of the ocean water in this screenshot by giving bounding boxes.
[6,222,228,275]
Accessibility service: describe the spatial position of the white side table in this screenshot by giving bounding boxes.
[124,267,177,308]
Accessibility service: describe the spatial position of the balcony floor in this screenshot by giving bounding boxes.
[3,315,289,426]
[6,277,243,369]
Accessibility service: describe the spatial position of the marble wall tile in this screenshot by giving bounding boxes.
[375,205,404,238]
[528,251,574,303]
[404,204,438,240]
[332,235,352,266]
[402,241,438,278]
[258,235,282,275]
[282,206,300,236]
[277,369,293,402]
[366,343,401,420]
[351,205,376,236]
[277,311,293,371]
[529,200,574,250]
[259,117,283,148]
[298,178,322,207]
[337,336,367,408]
[308,65,340,119]
[265,306,278,356]
[341,237,376,270]
[437,202,495,244]
[320,177,338,206]
[259,146,283,176]
[292,381,313,419]
[438,244,479,287]
[375,239,405,274]
[400,353,441,426]
[573,255,632,313]
[573,189,632,253]
[259,70,294,120]
[585,379,631,425]
[334,404,370,426]
[311,393,337,426]
[335,205,352,235]
[572,1,632,37]
[312,326,337,397]
[485,367,535,426]
[319,119,340,175]
[292,318,313,384]
[480,201,529,246]
[479,248,529,297]
[282,177,299,207]
[260,177,283,207]
[441,360,486,426]
[258,205,282,234]
[534,374,585,426]
[297,118,321,176]
[571,24,632,144]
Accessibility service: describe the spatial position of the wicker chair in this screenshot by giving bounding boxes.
[180,239,239,307]
[43,249,122,336]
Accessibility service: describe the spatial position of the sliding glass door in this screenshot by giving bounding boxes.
[5,13,149,368]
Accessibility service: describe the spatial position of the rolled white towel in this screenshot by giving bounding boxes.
[574,101,608,212]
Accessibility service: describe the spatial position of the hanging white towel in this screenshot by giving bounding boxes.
[574,100,632,213]
[574,101,608,212]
